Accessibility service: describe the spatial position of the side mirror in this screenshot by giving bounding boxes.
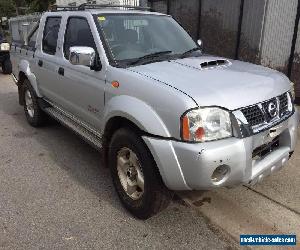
[197,39,203,50]
[69,46,96,68]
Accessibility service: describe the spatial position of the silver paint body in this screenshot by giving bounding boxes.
[10,10,299,190]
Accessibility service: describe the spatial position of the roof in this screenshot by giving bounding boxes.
[87,9,165,15]
[9,5,167,23]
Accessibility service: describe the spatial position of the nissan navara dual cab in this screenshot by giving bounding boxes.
[10,5,299,219]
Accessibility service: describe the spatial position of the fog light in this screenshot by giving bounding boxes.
[211,165,230,184]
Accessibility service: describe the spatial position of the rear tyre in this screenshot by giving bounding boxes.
[108,128,172,220]
[23,79,46,127]
[2,59,12,74]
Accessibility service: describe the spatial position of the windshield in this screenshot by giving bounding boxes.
[96,14,198,65]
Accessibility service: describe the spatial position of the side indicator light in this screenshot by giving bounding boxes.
[111,81,120,88]
[182,116,190,140]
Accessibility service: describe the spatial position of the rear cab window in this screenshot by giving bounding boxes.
[28,27,38,49]
[42,16,62,55]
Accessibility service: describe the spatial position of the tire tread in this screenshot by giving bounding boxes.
[23,79,46,127]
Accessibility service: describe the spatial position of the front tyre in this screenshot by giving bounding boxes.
[109,128,172,219]
[23,79,46,127]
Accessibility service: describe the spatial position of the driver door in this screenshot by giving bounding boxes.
[56,16,106,130]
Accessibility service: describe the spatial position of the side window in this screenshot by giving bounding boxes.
[42,17,62,55]
[64,17,96,59]
[28,28,38,48]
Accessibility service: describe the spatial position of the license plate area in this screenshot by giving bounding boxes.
[252,136,280,160]
[268,120,288,138]
[252,120,288,160]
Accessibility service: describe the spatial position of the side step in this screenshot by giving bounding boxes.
[44,107,103,150]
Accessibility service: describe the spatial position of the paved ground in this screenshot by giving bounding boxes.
[0,74,237,249]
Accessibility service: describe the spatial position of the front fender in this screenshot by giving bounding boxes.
[103,95,171,138]
[19,60,42,97]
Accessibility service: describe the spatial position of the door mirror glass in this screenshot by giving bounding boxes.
[69,46,95,67]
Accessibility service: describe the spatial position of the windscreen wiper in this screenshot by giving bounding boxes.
[129,50,172,65]
[180,47,201,58]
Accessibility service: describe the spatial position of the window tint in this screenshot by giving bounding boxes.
[42,17,61,55]
[64,17,96,59]
[28,28,38,48]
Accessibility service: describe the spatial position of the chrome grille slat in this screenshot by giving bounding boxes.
[241,105,264,127]
[240,92,292,131]
[278,93,289,117]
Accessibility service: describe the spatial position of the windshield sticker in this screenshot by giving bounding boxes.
[98,16,106,21]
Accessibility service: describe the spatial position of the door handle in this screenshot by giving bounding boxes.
[58,67,64,76]
[38,60,43,67]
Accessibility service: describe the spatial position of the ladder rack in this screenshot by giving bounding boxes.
[50,4,151,12]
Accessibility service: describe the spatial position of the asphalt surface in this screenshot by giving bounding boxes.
[0,74,236,250]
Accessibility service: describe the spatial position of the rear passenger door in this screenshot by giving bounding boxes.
[34,16,63,103]
[56,16,106,130]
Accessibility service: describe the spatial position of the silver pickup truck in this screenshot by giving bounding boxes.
[10,4,298,219]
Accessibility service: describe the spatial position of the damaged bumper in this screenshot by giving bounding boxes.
[143,110,299,191]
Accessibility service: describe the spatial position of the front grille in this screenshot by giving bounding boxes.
[240,92,291,128]
[241,105,264,127]
[252,137,280,159]
[278,93,289,117]
[261,98,278,122]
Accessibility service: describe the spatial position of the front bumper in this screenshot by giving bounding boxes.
[143,110,299,191]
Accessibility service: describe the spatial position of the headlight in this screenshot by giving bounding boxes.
[181,107,232,142]
[290,82,295,101]
[0,43,10,51]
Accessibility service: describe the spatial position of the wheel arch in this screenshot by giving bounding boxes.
[102,96,172,185]
[102,95,171,138]
[103,116,144,143]
[102,116,170,191]
[18,60,41,97]
[17,71,28,105]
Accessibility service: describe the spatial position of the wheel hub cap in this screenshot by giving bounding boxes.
[117,147,144,200]
[127,167,137,180]
[25,90,34,118]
